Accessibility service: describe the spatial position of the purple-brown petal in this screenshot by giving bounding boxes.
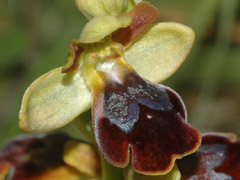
[201,132,237,145]
[93,65,201,175]
[0,133,85,180]
[0,161,10,179]
[215,139,240,179]
[112,1,159,48]
[62,43,83,73]
[177,133,240,180]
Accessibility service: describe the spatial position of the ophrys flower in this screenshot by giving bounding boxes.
[19,1,201,175]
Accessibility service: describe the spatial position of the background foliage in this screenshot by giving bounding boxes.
[0,0,240,146]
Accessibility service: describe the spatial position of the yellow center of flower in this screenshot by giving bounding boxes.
[80,40,126,91]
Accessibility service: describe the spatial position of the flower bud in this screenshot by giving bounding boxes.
[75,0,126,19]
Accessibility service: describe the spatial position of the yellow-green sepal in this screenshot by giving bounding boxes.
[124,22,195,83]
[19,67,91,132]
[75,0,126,20]
[102,0,125,16]
[123,0,136,12]
[63,141,101,178]
[79,14,132,43]
[135,0,142,2]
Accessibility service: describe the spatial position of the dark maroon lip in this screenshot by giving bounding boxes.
[0,133,80,180]
[93,65,200,174]
[103,71,174,134]
[177,133,240,180]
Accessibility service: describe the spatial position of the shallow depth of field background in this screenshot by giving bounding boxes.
[0,0,240,146]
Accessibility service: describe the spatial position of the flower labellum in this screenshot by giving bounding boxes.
[93,60,201,175]
[177,133,240,180]
[0,133,100,180]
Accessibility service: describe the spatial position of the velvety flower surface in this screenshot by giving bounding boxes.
[0,133,100,180]
[93,61,200,175]
[18,0,200,175]
[177,133,240,180]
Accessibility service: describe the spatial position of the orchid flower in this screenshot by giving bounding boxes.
[19,0,201,175]
[0,133,100,180]
[177,133,240,180]
[0,133,182,180]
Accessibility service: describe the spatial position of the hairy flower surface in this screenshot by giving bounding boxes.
[93,61,200,174]
[19,0,201,175]
[177,133,240,180]
[0,133,100,180]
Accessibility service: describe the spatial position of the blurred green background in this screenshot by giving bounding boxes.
[0,0,240,146]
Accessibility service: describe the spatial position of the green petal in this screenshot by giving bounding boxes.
[75,0,107,20]
[79,14,132,43]
[19,67,91,132]
[134,0,142,3]
[123,0,135,12]
[124,22,195,83]
[75,0,125,20]
[101,0,125,15]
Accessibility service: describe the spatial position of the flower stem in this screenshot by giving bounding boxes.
[100,156,124,180]
[71,115,95,144]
